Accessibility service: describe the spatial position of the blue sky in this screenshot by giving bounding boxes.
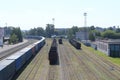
[0,0,120,30]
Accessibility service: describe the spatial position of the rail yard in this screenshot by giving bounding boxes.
[11,38,120,80]
[0,0,120,80]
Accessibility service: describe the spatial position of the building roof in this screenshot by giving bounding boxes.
[98,39,120,44]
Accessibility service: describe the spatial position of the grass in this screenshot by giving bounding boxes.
[82,44,120,66]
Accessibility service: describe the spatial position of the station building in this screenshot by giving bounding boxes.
[97,40,120,57]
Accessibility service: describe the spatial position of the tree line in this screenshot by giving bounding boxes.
[67,25,120,41]
[4,27,23,44]
[7,24,120,44]
[25,25,120,41]
[25,24,56,38]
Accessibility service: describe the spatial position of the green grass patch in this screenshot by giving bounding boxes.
[82,44,120,66]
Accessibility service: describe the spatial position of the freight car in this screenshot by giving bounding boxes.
[0,36,45,80]
[58,38,63,44]
[0,60,15,80]
[69,39,81,49]
[49,38,59,65]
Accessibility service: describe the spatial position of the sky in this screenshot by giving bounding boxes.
[0,0,120,30]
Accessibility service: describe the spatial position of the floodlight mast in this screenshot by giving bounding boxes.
[84,12,87,44]
[84,12,87,27]
[52,18,55,25]
[52,18,55,36]
[5,23,7,27]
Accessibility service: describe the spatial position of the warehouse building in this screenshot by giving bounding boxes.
[97,40,120,57]
[76,31,89,40]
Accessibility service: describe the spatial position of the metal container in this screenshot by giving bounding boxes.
[49,51,58,65]
[19,47,32,61]
[25,47,32,61]
[69,39,81,49]
[34,37,45,53]
[58,38,63,44]
[49,38,58,65]
[15,51,26,67]
[6,54,23,71]
[0,59,15,80]
[34,42,39,53]
[32,47,35,55]
[38,41,41,49]
[27,44,36,55]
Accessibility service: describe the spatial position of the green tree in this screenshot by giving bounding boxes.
[102,30,116,39]
[36,27,45,36]
[11,27,23,42]
[92,30,101,37]
[115,33,120,39]
[22,30,29,37]
[54,30,59,35]
[54,28,68,36]
[108,27,113,30]
[29,28,36,35]
[89,32,95,41]
[71,26,79,35]
[18,27,23,42]
[67,29,73,39]
[90,25,95,30]
[10,33,18,44]
[4,27,13,37]
[28,27,45,36]
[116,28,120,33]
[45,24,54,37]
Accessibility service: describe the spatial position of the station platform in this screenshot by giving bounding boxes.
[0,39,28,53]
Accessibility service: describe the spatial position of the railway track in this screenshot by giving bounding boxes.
[83,45,120,74]
[48,65,60,80]
[0,39,37,60]
[23,47,46,80]
[81,48,120,79]
[17,39,60,80]
[58,40,120,80]
[16,39,52,80]
[47,39,60,80]
[14,39,120,80]
[64,44,97,80]
[58,42,81,80]
[67,40,120,80]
